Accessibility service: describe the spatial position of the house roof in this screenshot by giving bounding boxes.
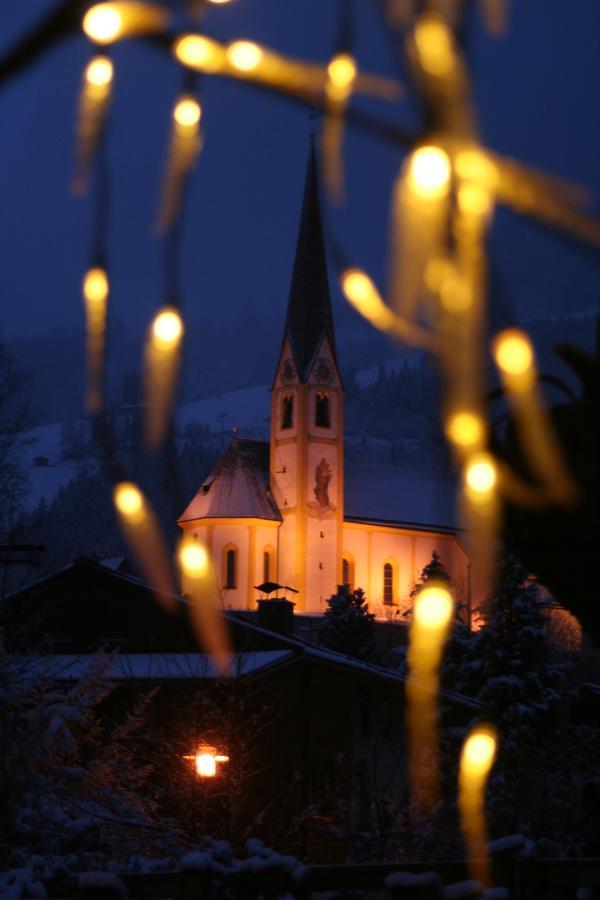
[284,142,337,382]
[178,438,281,524]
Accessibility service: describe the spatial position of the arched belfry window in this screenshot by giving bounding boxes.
[383,561,396,606]
[223,546,237,589]
[263,545,275,583]
[315,392,330,428]
[281,394,294,429]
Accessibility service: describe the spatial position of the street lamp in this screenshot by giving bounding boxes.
[183,745,229,778]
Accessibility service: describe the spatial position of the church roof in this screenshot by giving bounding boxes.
[178,438,281,524]
[284,142,336,381]
[344,460,458,532]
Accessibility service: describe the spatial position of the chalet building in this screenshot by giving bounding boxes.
[1,556,480,859]
[178,146,471,619]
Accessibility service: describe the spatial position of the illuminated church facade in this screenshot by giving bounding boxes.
[178,147,471,618]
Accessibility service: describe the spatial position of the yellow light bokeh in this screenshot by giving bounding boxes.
[114,482,144,519]
[455,149,497,186]
[327,53,357,88]
[152,308,183,347]
[408,146,451,199]
[493,328,533,377]
[226,41,263,72]
[83,267,109,304]
[414,16,455,76]
[413,584,453,631]
[173,34,225,72]
[85,56,114,87]
[462,730,497,777]
[341,268,375,306]
[195,751,216,777]
[446,411,484,449]
[173,96,201,128]
[179,541,208,577]
[83,4,123,43]
[458,183,492,217]
[465,453,497,496]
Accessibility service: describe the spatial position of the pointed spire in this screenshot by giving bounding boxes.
[285,141,336,381]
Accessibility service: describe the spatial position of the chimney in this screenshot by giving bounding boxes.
[257,599,295,636]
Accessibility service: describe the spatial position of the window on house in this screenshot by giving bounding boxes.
[225,549,237,589]
[315,392,330,428]
[342,556,354,590]
[281,394,293,429]
[383,562,394,606]
[263,549,271,583]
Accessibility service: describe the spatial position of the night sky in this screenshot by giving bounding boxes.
[1,0,599,341]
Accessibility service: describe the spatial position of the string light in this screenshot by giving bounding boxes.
[413,15,455,77]
[459,724,498,886]
[83,4,123,43]
[144,307,184,449]
[413,584,453,631]
[173,96,201,129]
[82,2,169,45]
[492,328,533,379]
[179,540,208,577]
[408,146,452,199]
[85,56,114,87]
[465,453,497,498]
[226,41,263,72]
[114,481,145,521]
[152,308,183,347]
[446,411,484,449]
[173,34,226,73]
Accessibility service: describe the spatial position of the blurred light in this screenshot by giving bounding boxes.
[114,482,145,521]
[465,453,497,496]
[327,53,357,88]
[152,308,183,347]
[206,0,231,3]
[413,585,453,631]
[83,4,123,43]
[408,146,451,199]
[227,41,262,72]
[414,16,454,76]
[493,328,533,377]
[174,34,225,72]
[462,729,497,777]
[439,272,473,312]
[446,411,484,449]
[341,268,376,308]
[458,183,492,217]
[179,541,208,577]
[195,752,216,777]
[455,149,497,186]
[173,96,201,128]
[83,267,109,304]
[85,56,114,86]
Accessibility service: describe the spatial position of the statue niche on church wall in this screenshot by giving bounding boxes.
[307,457,336,519]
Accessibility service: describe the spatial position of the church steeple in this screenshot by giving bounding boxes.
[284,142,336,382]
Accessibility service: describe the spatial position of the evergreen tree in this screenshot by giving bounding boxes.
[319,585,376,661]
[409,550,452,600]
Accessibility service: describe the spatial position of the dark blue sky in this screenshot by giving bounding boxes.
[1,0,599,340]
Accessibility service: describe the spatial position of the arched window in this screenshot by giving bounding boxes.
[263,546,275,583]
[281,394,294,429]
[224,547,237,589]
[383,562,395,606]
[315,392,330,428]
[342,555,354,590]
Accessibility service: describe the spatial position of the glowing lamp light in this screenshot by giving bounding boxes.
[414,16,454,76]
[173,96,201,129]
[179,541,208,577]
[226,41,263,72]
[465,453,497,497]
[413,585,453,631]
[152,308,183,347]
[83,267,109,304]
[173,34,225,73]
[184,745,230,778]
[446,411,484,449]
[341,268,376,308]
[85,56,114,87]
[113,481,145,522]
[492,328,534,377]
[462,728,497,778]
[327,53,357,88]
[408,146,451,199]
[83,4,123,43]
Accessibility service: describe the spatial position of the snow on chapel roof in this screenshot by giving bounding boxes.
[178,438,281,523]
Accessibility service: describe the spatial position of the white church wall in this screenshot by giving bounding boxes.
[270,443,298,509]
[211,525,249,610]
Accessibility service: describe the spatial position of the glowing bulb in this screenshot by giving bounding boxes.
[439,274,472,312]
[341,268,375,306]
[327,53,357,88]
[493,329,533,377]
[83,267,109,304]
[85,56,114,86]
[408,146,451,199]
[173,96,201,128]
[179,541,208,576]
[152,308,183,347]
[461,727,497,778]
[195,752,216,777]
[446,411,484,449]
[414,16,454,76]
[465,453,497,497]
[227,41,262,72]
[114,482,144,519]
[174,34,225,72]
[458,183,492,217]
[413,585,453,631]
[83,4,123,43]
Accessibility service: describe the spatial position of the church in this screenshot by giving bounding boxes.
[178,146,471,619]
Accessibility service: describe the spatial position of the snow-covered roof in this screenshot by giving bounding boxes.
[344,460,457,532]
[179,438,281,523]
[18,651,293,681]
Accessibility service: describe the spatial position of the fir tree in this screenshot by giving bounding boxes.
[319,585,376,661]
[409,550,451,600]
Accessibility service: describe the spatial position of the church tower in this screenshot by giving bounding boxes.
[270,144,344,614]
